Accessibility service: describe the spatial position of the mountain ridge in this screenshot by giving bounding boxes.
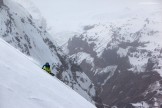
[67,13,162,107]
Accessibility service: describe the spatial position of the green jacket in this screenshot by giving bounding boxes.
[42,66,51,74]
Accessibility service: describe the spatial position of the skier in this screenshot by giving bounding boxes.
[42,62,54,76]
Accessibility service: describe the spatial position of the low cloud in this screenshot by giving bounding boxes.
[139,2,160,5]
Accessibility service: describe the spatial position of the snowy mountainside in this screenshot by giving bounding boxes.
[67,13,162,107]
[12,0,42,19]
[0,38,96,108]
[0,0,100,106]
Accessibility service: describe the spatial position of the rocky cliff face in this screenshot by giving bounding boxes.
[67,16,162,107]
[0,0,100,106]
[0,0,3,5]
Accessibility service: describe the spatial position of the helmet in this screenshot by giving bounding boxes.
[45,62,49,65]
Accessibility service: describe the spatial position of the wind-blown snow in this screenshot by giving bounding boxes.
[0,38,96,108]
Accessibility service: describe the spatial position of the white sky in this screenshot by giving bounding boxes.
[15,0,162,32]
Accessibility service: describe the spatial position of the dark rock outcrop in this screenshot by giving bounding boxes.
[0,0,3,5]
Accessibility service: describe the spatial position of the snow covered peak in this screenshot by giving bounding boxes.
[0,38,96,108]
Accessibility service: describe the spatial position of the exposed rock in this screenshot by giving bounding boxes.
[0,0,3,6]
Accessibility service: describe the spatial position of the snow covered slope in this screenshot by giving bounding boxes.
[0,38,96,108]
[0,0,100,107]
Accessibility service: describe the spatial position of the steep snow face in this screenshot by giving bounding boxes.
[0,0,58,64]
[67,9,162,107]
[0,38,96,108]
[0,0,98,106]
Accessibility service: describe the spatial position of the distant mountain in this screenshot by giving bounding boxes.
[0,0,101,107]
[67,14,162,107]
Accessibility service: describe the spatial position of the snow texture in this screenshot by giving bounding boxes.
[0,38,96,108]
